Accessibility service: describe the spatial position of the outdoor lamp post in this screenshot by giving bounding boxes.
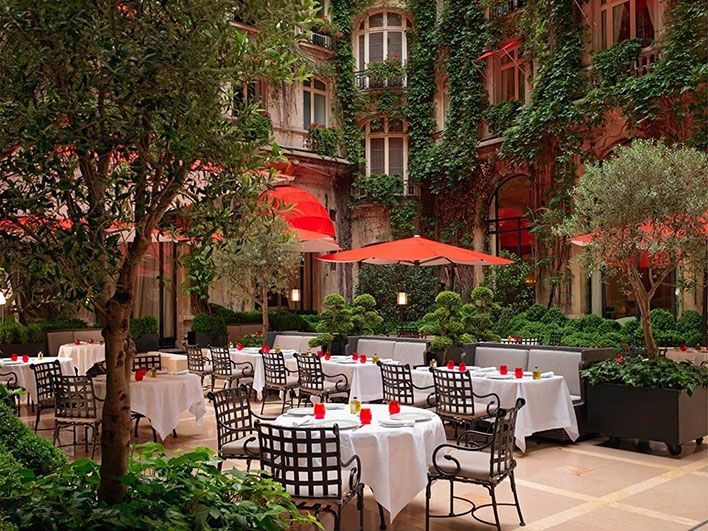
[397,292,408,306]
[0,291,5,326]
[290,288,301,303]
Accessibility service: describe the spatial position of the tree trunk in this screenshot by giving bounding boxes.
[97,291,134,503]
[633,281,658,357]
[261,286,269,335]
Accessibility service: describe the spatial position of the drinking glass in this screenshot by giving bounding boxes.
[499,364,508,375]
[360,407,372,425]
[314,402,326,420]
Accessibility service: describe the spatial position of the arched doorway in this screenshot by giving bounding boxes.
[488,175,534,259]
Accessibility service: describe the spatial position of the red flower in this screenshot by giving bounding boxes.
[614,354,624,364]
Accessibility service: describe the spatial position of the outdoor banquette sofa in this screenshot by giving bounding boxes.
[463,342,615,439]
[265,331,319,354]
[46,328,104,357]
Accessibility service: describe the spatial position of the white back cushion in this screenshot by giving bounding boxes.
[474,347,529,370]
[356,339,395,359]
[528,349,582,396]
[298,336,317,353]
[392,342,426,366]
[273,335,301,352]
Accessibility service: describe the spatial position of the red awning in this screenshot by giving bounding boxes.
[475,38,522,61]
[318,235,513,266]
[262,185,336,239]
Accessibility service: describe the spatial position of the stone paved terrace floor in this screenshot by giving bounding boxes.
[19,398,708,531]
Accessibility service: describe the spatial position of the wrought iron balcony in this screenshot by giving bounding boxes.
[354,70,407,90]
[491,0,526,17]
[628,46,659,78]
[308,32,334,50]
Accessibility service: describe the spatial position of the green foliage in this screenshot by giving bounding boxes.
[356,264,439,330]
[209,304,262,325]
[591,39,642,88]
[234,334,266,348]
[484,101,521,136]
[483,251,534,312]
[366,57,406,86]
[462,287,501,342]
[0,443,317,530]
[36,317,89,331]
[352,173,403,205]
[269,310,313,332]
[350,294,384,335]
[191,313,227,336]
[308,125,340,158]
[309,293,384,349]
[0,402,66,475]
[129,316,158,339]
[389,199,419,239]
[581,355,708,395]
[419,291,473,355]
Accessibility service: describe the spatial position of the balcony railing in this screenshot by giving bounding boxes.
[308,32,334,50]
[354,70,407,90]
[628,46,659,78]
[492,0,526,17]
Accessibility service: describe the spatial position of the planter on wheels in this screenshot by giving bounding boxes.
[586,383,708,456]
[133,333,160,354]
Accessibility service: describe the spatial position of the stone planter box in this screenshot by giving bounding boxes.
[587,383,708,455]
[188,331,228,348]
[0,342,44,357]
[133,333,160,354]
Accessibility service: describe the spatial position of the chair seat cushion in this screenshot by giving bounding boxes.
[286,469,358,501]
[302,379,349,394]
[221,435,259,457]
[431,449,492,480]
[268,375,299,388]
[435,402,497,419]
[55,416,100,425]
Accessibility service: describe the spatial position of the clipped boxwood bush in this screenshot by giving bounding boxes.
[191,313,226,335]
[0,402,66,475]
[129,316,158,338]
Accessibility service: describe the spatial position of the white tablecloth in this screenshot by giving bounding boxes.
[0,357,75,401]
[228,348,296,399]
[285,357,384,402]
[58,343,105,375]
[94,373,206,440]
[275,404,446,521]
[665,348,708,365]
[413,367,578,452]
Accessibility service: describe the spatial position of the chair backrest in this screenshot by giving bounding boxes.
[474,347,529,370]
[262,352,289,386]
[53,375,97,419]
[257,421,345,500]
[0,371,18,388]
[186,344,207,373]
[548,332,563,346]
[209,387,253,450]
[296,354,325,391]
[432,368,478,417]
[31,360,62,403]
[380,363,415,405]
[519,337,539,346]
[85,360,107,379]
[210,347,232,377]
[488,398,525,478]
[132,353,162,371]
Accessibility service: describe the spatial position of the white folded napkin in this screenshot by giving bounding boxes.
[171,369,189,375]
[291,417,314,427]
[324,403,345,410]
[477,367,498,372]
[379,419,416,428]
[541,371,555,378]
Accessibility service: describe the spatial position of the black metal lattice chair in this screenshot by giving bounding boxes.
[186,344,212,387]
[53,375,101,458]
[209,347,253,391]
[85,360,107,379]
[30,360,63,432]
[132,353,162,371]
[0,372,23,414]
[518,337,539,346]
[296,354,349,405]
[208,386,274,471]
[380,362,434,407]
[547,332,563,346]
[432,368,499,433]
[426,398,526,531]
[256,421,364,531]
[261,351,299,414]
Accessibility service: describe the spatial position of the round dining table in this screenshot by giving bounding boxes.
[229,347,297,399]
[0,356,75,402]
[94,371,206,440]
[275,403,446,522]
[58,342,105,375]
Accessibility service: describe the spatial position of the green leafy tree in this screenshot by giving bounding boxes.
[419,291,473,359]
[309,294,354,351]
[213,215,301,334]
[349,294,384,335]
[0,0,314,502]
[563,140,708,356]
[462,286,501,342]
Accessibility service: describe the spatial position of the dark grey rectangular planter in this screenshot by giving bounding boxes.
[189,331,228,348]
[134,333,160,353]
[0,342,44,357]
[587,383,708,455]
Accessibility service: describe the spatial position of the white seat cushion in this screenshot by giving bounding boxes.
[528,349,582,396]
[392,342,426,366]
[298,336,317,354]
[432,449,492,479]
[357,339,395,359]
[221,434,259,457]
[273,335,302,352]
[474,347,529,370]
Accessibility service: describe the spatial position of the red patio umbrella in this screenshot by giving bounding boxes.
[317,235,513,266]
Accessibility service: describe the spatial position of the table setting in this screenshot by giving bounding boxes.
[227,345,297,399]
[0,355,75,402]
[58,341,105,375]
[274,402,446,521]
[93,369,206,440]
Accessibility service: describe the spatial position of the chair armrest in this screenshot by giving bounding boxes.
[340,453,362,491]
[231,360,254,377]
[243,433,260,458]
[456,429,494,449]
[251,411,278,422]
[472,391,500,417]
[323,371,349,392]
[411,382,434,392]
[284,366,298,376]
[430,442,489,477]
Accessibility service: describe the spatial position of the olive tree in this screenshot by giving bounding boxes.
[563,140,708,356]
[0,0,314,502]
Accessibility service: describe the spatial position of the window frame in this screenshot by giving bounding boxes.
[364,117,410,194]
[495,46,527,104]
[302,77,329,131]
[595,0,657,51]
[354,10,412,71]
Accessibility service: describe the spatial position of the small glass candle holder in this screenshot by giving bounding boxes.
[352,352,359,361]
[447,359,455,369]
[388,400,400,415]
[324,353,331,361]
[360,354,367,364]
[514,367,523,379]
[499,364,508,375]
[314,402,326,420]
[458,362,467,372]
[360,407,372,425]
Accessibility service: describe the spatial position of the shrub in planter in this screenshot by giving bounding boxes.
[308,294,383,354]
[0,443,317,530]
[191,313,226,336]
[269,310,309,332]
[37,316,89,331]
[0,402,66,475]
[419,291,473,362]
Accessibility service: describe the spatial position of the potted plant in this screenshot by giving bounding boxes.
[582,355,708,455]
[130,316,159,353]
[0,319,44,357]
[308,294,383,355]
[419,291,473,363]
[190,313,228,347]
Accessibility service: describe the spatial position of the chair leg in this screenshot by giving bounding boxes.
[53,422,60,446]
[84,425,89,454]
[425,479,431,531]
[34,406,42,432]
[246,458,251,472]
[510,470,526,526]
[134,416,141,437]
[358,488,364,531]
[91,425,98,459]
[334,506,341,531]
[152,428,158,442]
[378,502,387,529]
[172,429,177,438]
[490,485,502,531]
[280,389,287,414]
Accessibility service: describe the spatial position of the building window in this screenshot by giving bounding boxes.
[303,78,328,130]
[598,0,656,50]
[355,10,412,70]
[488,175,534,260]
[233,80,263,113]
[364,117,409,193]
[496,47,526,103]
